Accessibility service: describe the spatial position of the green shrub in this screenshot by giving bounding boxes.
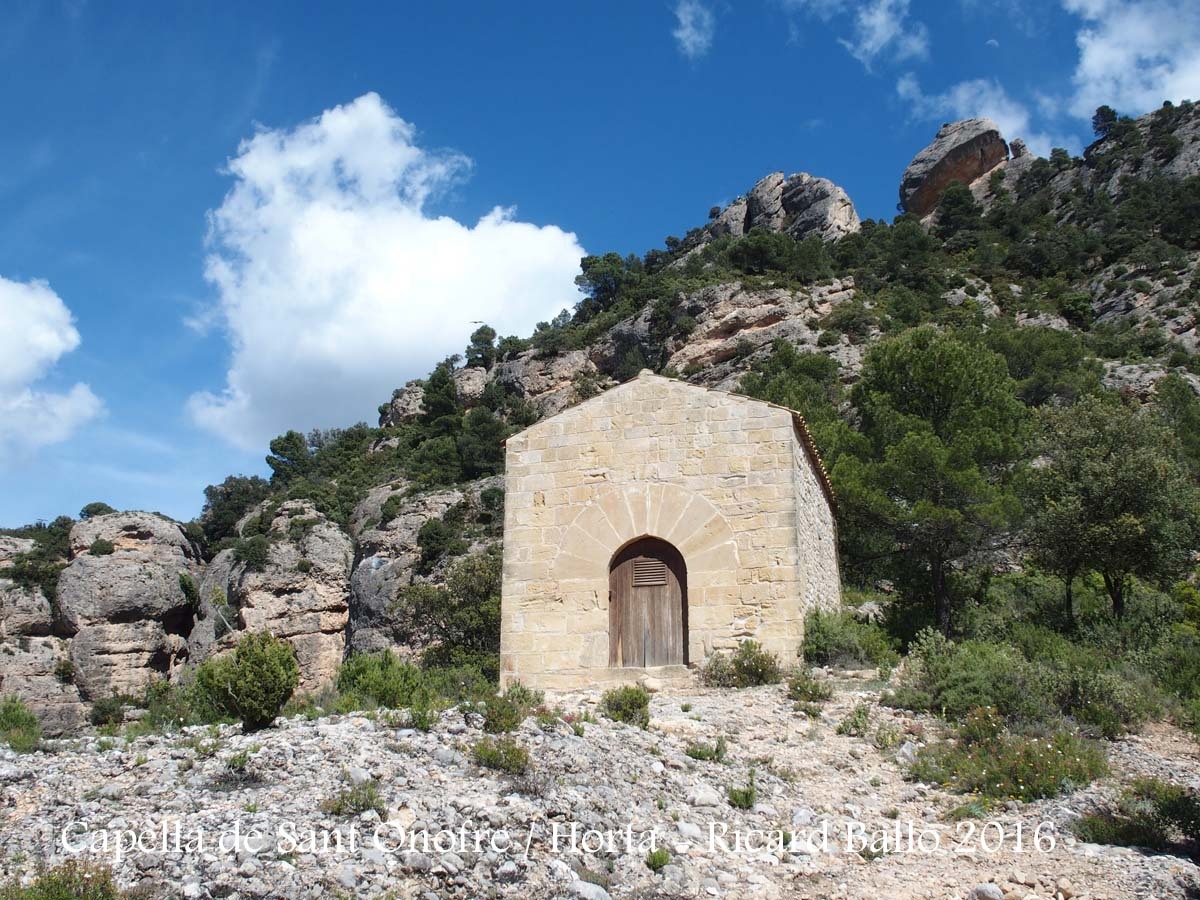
[645,847,670,872]
[803,610,900,668]
[192,631,299,730]
[883,629,1054,726]
[483,694,523,733]
[321,780,385,818]
[786,669,833,702]
[88,538,115,556]
[88,695,128,727]
[178,572,200,609]
[836,703,871,737]
[473,736,529,773]
[379,494,403,524]
[1073,778,1200,857]
[336,650,423,709]
[233,534,270,571]
[79,502,116,520]
[53,658,74,684]
[685,735,728,762]
[909,715,1107,801]
[727,770,757,809]
[502,680,545,710]
[296,559,313,574]
[700,640,782,688]
[600,685,650,728]
[0,696,41,753]
[0,860,124,899]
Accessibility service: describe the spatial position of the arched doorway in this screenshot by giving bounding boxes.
[608,537,687,667]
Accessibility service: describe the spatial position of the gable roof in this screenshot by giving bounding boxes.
[504,369,836,513]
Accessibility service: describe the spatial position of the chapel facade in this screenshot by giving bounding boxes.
[499,370,840,690]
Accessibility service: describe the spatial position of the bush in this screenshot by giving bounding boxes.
[1072,778,1200,857]
[600,685,650,728]
[53,658,74,684]
[483,694,523,733]
[88,695,128,727]
[0,696,41,753]
[786,669,833,702]
[836,703,871,736]
[0,860,124,900]
[473,736,529,773]
[79,502,116,520]
[321,780,386,818]
[700,640,782,688]
[233,534,270,571]
[336,650,423,709]
[88,538,115,556]
[296,559,313,574]
[803,610,900,668]
[883,629,1055,726]
[909,713,1107,801]
[727,770,757,809]
[645,847,670,872]
[685,736,728,762]
[178,573,200,609]
[192,631,299,730]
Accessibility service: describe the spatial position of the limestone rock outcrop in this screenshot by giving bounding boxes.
[348,478,501,656]
[1102,362,1200,401]
[192,500,352,692]
[900,118,1009,216]
[56,513,201,702]
[652,279,865,385]
[0,568,86,734]
[378,380,425,427]
[707,172,860,243]
[492,349,601,416]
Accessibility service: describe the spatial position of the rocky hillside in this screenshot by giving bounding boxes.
[1,675,1196,899]
[3,100,1200,734]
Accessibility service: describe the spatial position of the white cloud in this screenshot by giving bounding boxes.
[0,276,102,461]
[189,93,586,450]
[1063,0,1200,119]
[839,0,929,69]
[673,0,716,59]
[897,73,1079,157]
[780,0,928,69]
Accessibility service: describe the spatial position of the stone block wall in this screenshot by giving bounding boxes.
[499,371,840,690]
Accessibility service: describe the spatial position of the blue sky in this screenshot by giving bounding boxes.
[2,0,1198,526]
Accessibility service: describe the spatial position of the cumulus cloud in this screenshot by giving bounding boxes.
[188,93,585,450]
[897,73,1079,157]
[780,0,928,69]
[0,277,102,461]
[840,0,929,69]
[1063,0,1200,119]
[672,0,716,59]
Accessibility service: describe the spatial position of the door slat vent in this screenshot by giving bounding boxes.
[632,558,668,587]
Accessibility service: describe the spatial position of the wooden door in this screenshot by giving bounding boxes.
[608,538,687,667]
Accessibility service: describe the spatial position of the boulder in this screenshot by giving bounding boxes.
[0,583,52,639]
[706,171,860,244]
[900,118,1008,216]
[378,380,425,427]
[780,172,861,242]
[55,513,201,701]
[190,501,352,692]
[453,367,489,407]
